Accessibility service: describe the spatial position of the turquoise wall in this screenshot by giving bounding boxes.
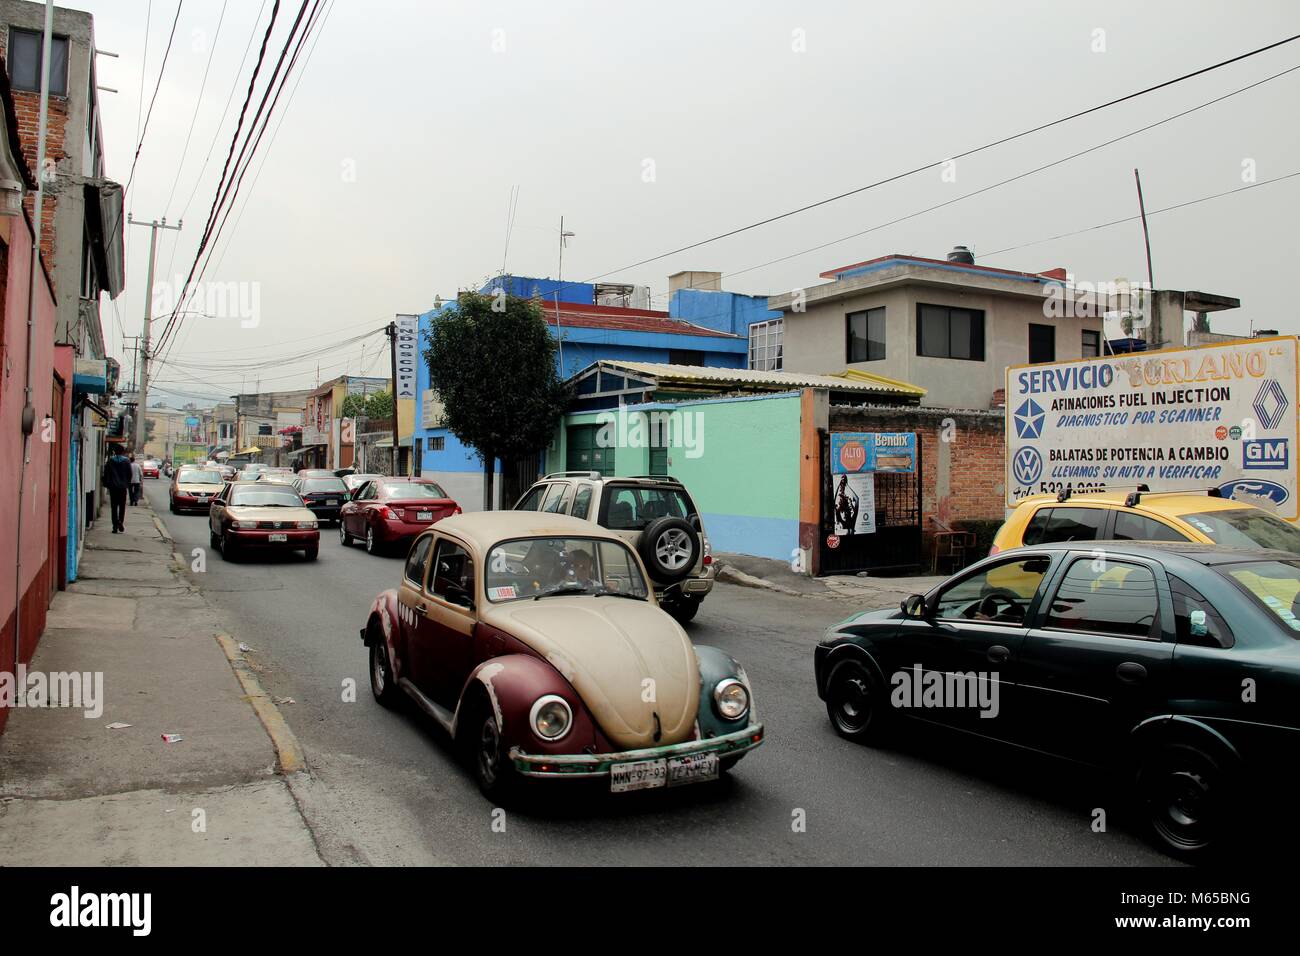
[548,392,802,560]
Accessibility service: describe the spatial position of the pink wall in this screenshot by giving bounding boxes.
[0,210,60,732]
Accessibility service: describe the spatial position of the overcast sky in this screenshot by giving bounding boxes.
[66,0,1300,407]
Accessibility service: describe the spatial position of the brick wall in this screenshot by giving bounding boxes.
[0,34,70,291]
[829,403,1006,538]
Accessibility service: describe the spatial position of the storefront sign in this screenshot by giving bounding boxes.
[830,432,917,474]
[394,314,419,399]
[1005,337,1299,519]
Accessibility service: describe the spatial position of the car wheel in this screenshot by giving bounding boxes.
[825,659,890,744]
[210,527,219,549]
[472,708,518,799]
[169,498,177,514]
[368,633,401,708]
[365,526,379,555]
[662,594,701,624]
[1137,742,1230,861]
[304,546,319,561]
[221,533,238,562]
[637,516,700,587]
[339,523,352,546]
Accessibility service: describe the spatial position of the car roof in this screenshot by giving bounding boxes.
[432,511,627,555]
[1001,539,1297,567]
[1013,490,1259,517]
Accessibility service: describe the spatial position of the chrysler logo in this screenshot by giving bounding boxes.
[1013,399,1045,439]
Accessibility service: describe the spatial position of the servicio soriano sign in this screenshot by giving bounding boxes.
[1005,336,1299,520]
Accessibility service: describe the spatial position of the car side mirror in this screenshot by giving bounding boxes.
[901,594,929,619]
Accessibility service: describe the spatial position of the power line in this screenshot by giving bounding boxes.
[583,31,1300,283]
[125,0,184,202]
[161,0,229,218]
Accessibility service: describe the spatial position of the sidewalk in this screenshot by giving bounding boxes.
[0,495,321,865]
[716,552,945,609]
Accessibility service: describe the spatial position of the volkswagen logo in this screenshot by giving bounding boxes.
[1013,446,1043,486]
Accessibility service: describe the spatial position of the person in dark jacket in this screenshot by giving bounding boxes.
[102,444,133,533]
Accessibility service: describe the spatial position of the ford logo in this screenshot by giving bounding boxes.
[1217,478,1289,508]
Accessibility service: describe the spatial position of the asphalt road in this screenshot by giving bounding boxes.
[146,480,1172,866]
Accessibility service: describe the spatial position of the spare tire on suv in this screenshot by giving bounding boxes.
[638,516,700,586]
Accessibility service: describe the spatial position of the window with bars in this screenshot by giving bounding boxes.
[748,319,783,371]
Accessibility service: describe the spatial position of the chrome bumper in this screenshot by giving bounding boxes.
[510,723,763,778]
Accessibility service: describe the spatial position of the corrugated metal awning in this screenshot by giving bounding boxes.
[572,360,925,397]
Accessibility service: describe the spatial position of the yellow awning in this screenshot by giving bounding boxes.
[239,445,262,454]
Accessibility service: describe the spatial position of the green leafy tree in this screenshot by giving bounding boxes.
[341,393,368,418]
[364,390,394,421]
[424,292,567,509]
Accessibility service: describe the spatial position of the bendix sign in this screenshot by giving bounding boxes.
[1005,336,1299,521]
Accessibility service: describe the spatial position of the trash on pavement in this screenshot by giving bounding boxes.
[106,722,132,730]
[238,642,251,652]
[274,696,296,705]
[160,733,184,743]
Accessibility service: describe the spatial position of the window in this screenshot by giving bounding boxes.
[1113,512,1187,543]
[430,539,474,608]
[1045,560,1159,638]
[1021,507,1107,545]
[1168,575,1233,648]
[515,484,548,511]
[428,436,445,452]
[404,536,433,587]
[1028,323,1056,364]
[932,556,1051,622]
[1223,560,1300,635]
[542,482,572,514]
[668,349,705,366]
[602,485,693,531]
[571,484,593,519]
[846,308,886,362]
[9,28,69,95]
[917,304,985,360]
[1181,509,1300,555]
[1082,329,1102,358]
[748,319,783,371]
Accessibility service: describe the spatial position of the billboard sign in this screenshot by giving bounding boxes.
[830,432,917,474]
[394,314,420,399]
[1006,337,1299,520]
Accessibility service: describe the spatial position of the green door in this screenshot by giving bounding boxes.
[566,424,615,476]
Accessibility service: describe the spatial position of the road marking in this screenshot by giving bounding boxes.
[214,632,307,774]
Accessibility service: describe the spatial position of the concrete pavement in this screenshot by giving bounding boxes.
[0,488,322,866]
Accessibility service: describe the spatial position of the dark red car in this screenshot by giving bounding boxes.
[339,477,460,554]
[208,480,320,561]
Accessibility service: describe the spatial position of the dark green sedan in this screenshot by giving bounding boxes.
[813,541,1300,861]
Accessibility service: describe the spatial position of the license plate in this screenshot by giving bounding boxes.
[610,759,667,793]
[610,753,719,792]
[326,499,339,505]
[416,511,433,521]
[666,752,719,787]
[268,533,288,542]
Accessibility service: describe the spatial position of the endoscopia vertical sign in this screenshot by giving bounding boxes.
[1005,336,1299,521]
[393,313,420,400]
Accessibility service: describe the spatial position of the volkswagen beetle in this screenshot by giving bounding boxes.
[359,511,763,798]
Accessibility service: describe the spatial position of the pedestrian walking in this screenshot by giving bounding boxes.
[102,444,133,533]
[128,454,143,506]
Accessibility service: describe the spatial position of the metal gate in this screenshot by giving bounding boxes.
[500,454,540,509]
[818,431,923,575]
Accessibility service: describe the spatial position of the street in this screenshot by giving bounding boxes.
[143,480,1170,866]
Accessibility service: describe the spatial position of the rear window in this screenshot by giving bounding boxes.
[1022,507,1106,545]
[1222,560,1300,635]
[303,478,347,493]
[1182,509,1300,555]
[602,485,694,531]
[381,481,448,499]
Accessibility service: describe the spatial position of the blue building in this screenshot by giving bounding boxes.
[412,274,780,509]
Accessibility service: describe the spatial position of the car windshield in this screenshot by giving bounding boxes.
[179,469,222,483]
[484,536,649,602]
[603,485,694,531]
[303,478,346,493]
[382,481,448,499]
[1181,509,1300,554]
[1222,560,1300,635]
[230,488,303,507]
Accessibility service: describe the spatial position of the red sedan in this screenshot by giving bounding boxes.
[339,477,460,555]
[141,459,161,479]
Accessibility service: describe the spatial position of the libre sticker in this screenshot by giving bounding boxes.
[488,586,517,601]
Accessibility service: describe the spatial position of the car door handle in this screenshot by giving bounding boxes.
[413,604,428,617]
[987,644,1010,664]
[1116,662,1147,683]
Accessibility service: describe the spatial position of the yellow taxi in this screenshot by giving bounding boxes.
[991,488,1300,556]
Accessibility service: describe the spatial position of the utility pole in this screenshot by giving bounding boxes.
[386,321,400,476]
[128,214,182,453]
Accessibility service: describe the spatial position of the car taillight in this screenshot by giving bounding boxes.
[376,505,394,520]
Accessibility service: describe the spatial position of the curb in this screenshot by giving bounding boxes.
[214,632,307,775]
[715,562,804,597]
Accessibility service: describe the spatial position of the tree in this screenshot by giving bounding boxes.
[340,393,368,418]
[364,390,394,421]
[424,292,567,509]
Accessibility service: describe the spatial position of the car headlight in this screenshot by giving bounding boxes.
[713,678,749,721]
[296,520,317,529]
[530,694,572,740]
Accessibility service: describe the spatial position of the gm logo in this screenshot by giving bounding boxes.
[1012,446,1043,486]
[1013,399,1046,439]
[1244,439,1289,470]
